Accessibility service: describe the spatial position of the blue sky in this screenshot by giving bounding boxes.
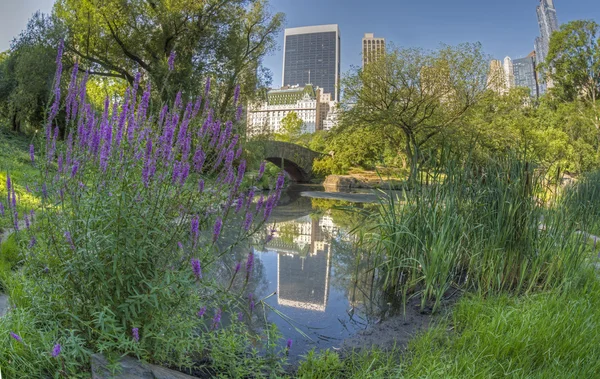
[1,0,598,86]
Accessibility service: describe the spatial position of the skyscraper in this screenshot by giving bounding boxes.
[513,51,540,98]
[535,0,559,93]
[503,56,515,89]
[362,33,385,67]
[282,25,341,102]
[488,60,507,94]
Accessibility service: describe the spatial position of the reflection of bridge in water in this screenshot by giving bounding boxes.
[265,216,338,312]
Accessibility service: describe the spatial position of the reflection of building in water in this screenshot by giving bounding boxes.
[265,215,337,312]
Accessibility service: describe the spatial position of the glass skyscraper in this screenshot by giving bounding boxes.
[513,52,540,98]
[282,25,341,102]
[535,0,559,93]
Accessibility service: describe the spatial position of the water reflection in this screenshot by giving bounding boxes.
[270,216,333,312]
[246,189,378,354]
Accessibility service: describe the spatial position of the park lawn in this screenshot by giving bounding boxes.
[297,269,600,378]
[0,129,42,230]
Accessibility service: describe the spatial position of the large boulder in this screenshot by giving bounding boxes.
[91,354,199,379]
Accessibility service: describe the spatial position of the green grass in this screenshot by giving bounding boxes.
[0,129,42,230]
[363,157,592,312]
[295,272,600,378]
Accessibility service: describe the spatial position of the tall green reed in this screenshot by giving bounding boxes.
[365,156,591,312]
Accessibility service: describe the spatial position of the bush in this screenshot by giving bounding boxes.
[1,42,287,373]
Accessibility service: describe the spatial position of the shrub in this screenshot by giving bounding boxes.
[0,41,286,373]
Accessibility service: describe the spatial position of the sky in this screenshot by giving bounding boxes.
[1,0,598,86]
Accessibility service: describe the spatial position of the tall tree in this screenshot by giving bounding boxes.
[342,43,490,182]
[276,111,304,142]
[0,12,59,133]
[53,0,283,116]
[543,20,600,151]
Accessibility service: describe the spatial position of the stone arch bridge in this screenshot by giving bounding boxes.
[247,141,323,183]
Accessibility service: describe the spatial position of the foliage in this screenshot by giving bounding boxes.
[275,111,304,142]
[341,43,490,182]
[0,44,287,373]
[543,20,600,104]
[0,305,90,377]
[294,275,600,378]
[0,129,41,230]
[561,169,600,235]
[0,12,58,134]
[296,348,403,379]
[364,156,591,312]
[405,275,600,378]
[53,0,284,117]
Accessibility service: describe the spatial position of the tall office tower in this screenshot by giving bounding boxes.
[503,56,515,89]
[488,60,507,94]
[513,51,540,98]
[362,33,386,67]
[283,25,341,102]
[535,0,559,93]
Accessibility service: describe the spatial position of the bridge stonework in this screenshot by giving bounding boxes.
[248,141,322,183]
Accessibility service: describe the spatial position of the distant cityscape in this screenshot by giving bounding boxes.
[247,0,560,136]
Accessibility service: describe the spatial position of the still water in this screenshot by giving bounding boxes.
[243,185,383,356]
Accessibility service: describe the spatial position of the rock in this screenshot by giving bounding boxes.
[323,175,369,190]
[0,294,8,317]
[91,354,198,379]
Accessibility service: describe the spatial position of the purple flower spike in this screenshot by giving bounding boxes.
[243,212,253,232]
[168,50,176,71]
[0,202,4,216]
[132,327,139,342]
[64,231,75,250]
[71,161,80,178]
[190,215,200,247]
[10,332,22,343]
[286,339,293,350]
[276,173,285,191]
[29,145,35,163]
[236,105,243,121]
[233,84,241,106]
[213,217,222,242]
[213,308,222,329]
[235,194,244,213]
[238,312,243,321]
[198,179,205,193]
[234,261,241,273]
[52,344,61,357]
[29,236,37,248]
[6,174,12,207]
[257,162,266,181]
[197,306,207,318]
[246,251,254,275]
[191,258,202,280]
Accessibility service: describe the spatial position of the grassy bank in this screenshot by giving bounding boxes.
[296,270,600,378]
[0,129,41,230]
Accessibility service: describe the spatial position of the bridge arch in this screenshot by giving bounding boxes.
[247,141,323,183]
[265,157,310,182]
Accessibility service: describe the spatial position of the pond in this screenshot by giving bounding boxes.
[235,184,388,358]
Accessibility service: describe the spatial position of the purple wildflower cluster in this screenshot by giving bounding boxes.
[0,41,292,351]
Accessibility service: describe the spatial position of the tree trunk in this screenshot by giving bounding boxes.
[405,133,418,184]
[11,111,20,133]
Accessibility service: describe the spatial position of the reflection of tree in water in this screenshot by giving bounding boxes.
[278,222,299,245]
